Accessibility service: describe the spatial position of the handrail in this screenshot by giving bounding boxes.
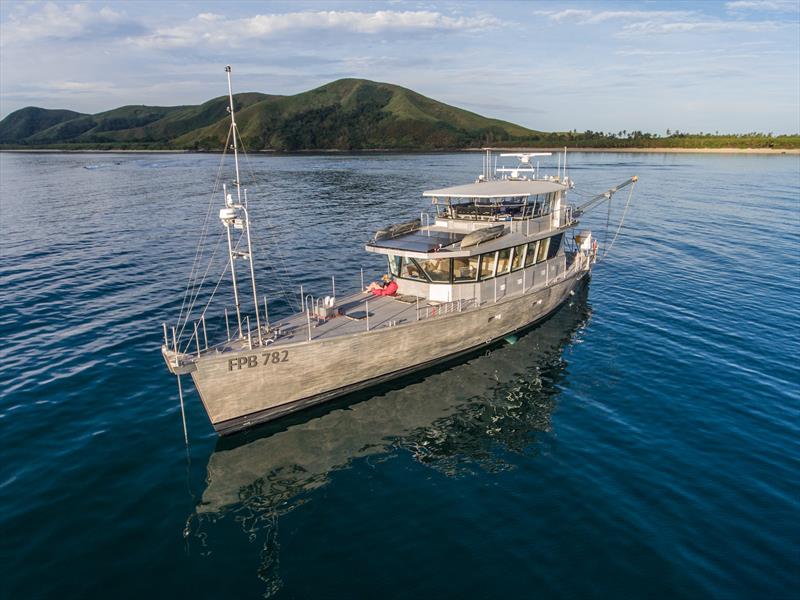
[415,296,478,321]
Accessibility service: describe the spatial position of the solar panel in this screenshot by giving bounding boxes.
[369,231,465,253]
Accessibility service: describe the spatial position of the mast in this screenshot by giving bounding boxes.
[226,65,243,206]
[220,65,262,342]
[222,184,243,338]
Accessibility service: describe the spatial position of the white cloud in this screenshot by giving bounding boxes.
[623,19,784,34]
[1,2,134,45]
[541,9,696,24]
[541,9,593,22]
[133,10,501,49]
[537,6,792,35]
[725,1,799,11]
[615,49,707,57]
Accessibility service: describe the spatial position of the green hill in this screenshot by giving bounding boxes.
[0,79,537,150]
[0,107,88,143]
[1,79,797,150]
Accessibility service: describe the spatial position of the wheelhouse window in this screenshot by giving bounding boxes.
[536,238,550,262]
[387,255,401,276]
[418,257,452,283]
[479,252,497,280]
[525,241,539,267]
[547,233,563,259]
[400,257,427,281]
[496,248,511,275]
[453,256,479,282]
[510,244,526,271]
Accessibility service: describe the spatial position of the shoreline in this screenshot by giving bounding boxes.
[1,147,797,155]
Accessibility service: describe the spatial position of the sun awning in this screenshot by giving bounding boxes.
[423,179,566,199]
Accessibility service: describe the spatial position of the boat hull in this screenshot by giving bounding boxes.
[191,268,588,435]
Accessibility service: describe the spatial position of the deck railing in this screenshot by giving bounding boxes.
[415,296,479,322]
[508,205,575,236]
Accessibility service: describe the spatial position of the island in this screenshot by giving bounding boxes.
[1,79,797,153]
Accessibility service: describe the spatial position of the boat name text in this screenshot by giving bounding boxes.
[228,351,289,371]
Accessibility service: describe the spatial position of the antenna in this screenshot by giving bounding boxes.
[497,153,550,178]
[500,152,552,162]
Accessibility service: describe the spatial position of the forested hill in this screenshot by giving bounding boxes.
[0,79,536,151]
[1,79,797,151]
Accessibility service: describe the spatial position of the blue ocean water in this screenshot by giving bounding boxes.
[0,151,798,598]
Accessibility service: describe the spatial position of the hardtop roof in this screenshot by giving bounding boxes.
[423,179,566,199]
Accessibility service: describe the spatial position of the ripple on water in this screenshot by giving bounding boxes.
[0,151,798,598]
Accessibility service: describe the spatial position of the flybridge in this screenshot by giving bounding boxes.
[422,149,572,221]
[422,179,566,199]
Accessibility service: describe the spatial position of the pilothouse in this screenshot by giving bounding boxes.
[161,67,638,438]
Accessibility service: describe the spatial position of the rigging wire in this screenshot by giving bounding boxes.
[177,228,226,344]
[237,134,301,312]
[248,225,301,312]
[597,182,636,262]
[603,194,613,253]
[180,230,246,353]
[177,128,233,328]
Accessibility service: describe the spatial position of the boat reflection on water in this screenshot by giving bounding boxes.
[188,284,591,594]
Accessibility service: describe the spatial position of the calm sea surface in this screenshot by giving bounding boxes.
[1,151,798,598]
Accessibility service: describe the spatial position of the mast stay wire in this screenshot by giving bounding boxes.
[598,181,636,262]
[180,230,246,353]
[603,194,613,253]
[177,228,227,344]
[247,222,301,312]
[177,128,233,329]
[237,135,302,312]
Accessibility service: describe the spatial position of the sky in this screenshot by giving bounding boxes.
[1,0,798,134]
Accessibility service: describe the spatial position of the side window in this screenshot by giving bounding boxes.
[547,234,563,259]
[537,238,550,262]
[417,258,452,283]
[496,248,511,275]
[510,244,526,271]
[400,257,427,281]
[525,241,539,267]
[387,255,401,276]
[479,252,497,280]
[453,256,479,282]
[540,193,551,215]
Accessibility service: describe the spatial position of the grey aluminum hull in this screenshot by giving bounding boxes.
[189,267,589,435]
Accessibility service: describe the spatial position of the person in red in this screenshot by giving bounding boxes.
[366,274,398,296]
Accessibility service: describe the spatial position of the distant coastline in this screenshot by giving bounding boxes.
[2,79,797,154]
[2,147,798,155]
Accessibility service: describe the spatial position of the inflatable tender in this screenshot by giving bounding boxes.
[374,219,421,241]
[460,225,506,248]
